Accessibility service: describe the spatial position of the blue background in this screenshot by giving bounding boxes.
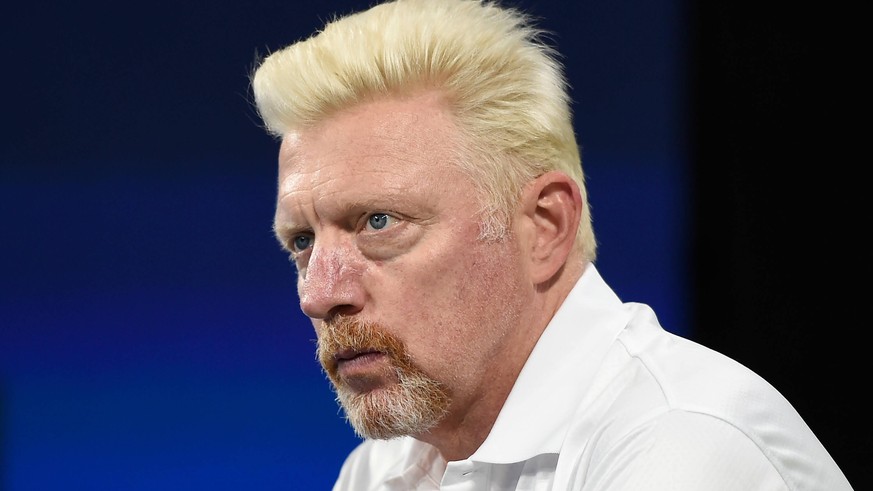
[5,0,860,489]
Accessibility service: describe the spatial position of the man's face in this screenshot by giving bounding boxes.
[273,91,532,440]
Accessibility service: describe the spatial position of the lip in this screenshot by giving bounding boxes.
[334,348,379,362]
[333,349,388,380]
[334,349,385,369]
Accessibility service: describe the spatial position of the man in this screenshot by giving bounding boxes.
[251,0,852,489]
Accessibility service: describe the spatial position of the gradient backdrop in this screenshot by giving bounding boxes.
[1,0,861,489]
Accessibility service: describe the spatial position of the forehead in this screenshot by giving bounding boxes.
[278,91,464,188]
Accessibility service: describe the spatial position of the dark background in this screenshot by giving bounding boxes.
[691,1,863,488]
[1,0,862,489]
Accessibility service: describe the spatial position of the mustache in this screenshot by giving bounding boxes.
[316,316,411,377]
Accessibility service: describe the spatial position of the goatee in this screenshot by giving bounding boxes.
[316,316,451,439]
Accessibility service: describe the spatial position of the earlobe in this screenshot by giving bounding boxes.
[520,171,583,285]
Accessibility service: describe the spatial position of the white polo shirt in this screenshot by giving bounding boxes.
[332,265,852,490]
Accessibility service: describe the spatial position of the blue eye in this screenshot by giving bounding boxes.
[292,234,313,252]
[367,213,390,230]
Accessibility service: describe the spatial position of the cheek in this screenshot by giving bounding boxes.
[408,241,498,315]
[455,244,526,334]
[393,238,526,369]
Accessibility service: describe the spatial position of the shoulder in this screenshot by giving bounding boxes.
[613,302,799,419]
[564,304,852,490]
[573,410,787,489]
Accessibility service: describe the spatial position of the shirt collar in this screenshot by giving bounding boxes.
[469,263,630,464]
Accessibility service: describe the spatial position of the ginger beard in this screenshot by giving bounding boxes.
[316,316,451,440]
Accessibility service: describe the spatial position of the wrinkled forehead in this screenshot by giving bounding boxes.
[275,92,472,191]
[277,132,303,185]
[272,96,493,232]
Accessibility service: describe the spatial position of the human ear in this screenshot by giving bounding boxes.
[518,171,583,285]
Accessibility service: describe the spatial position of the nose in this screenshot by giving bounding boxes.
[297,239,366,320]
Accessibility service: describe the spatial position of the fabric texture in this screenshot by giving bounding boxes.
[332,265,852,490]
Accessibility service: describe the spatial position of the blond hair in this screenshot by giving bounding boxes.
[252,0,596,262]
